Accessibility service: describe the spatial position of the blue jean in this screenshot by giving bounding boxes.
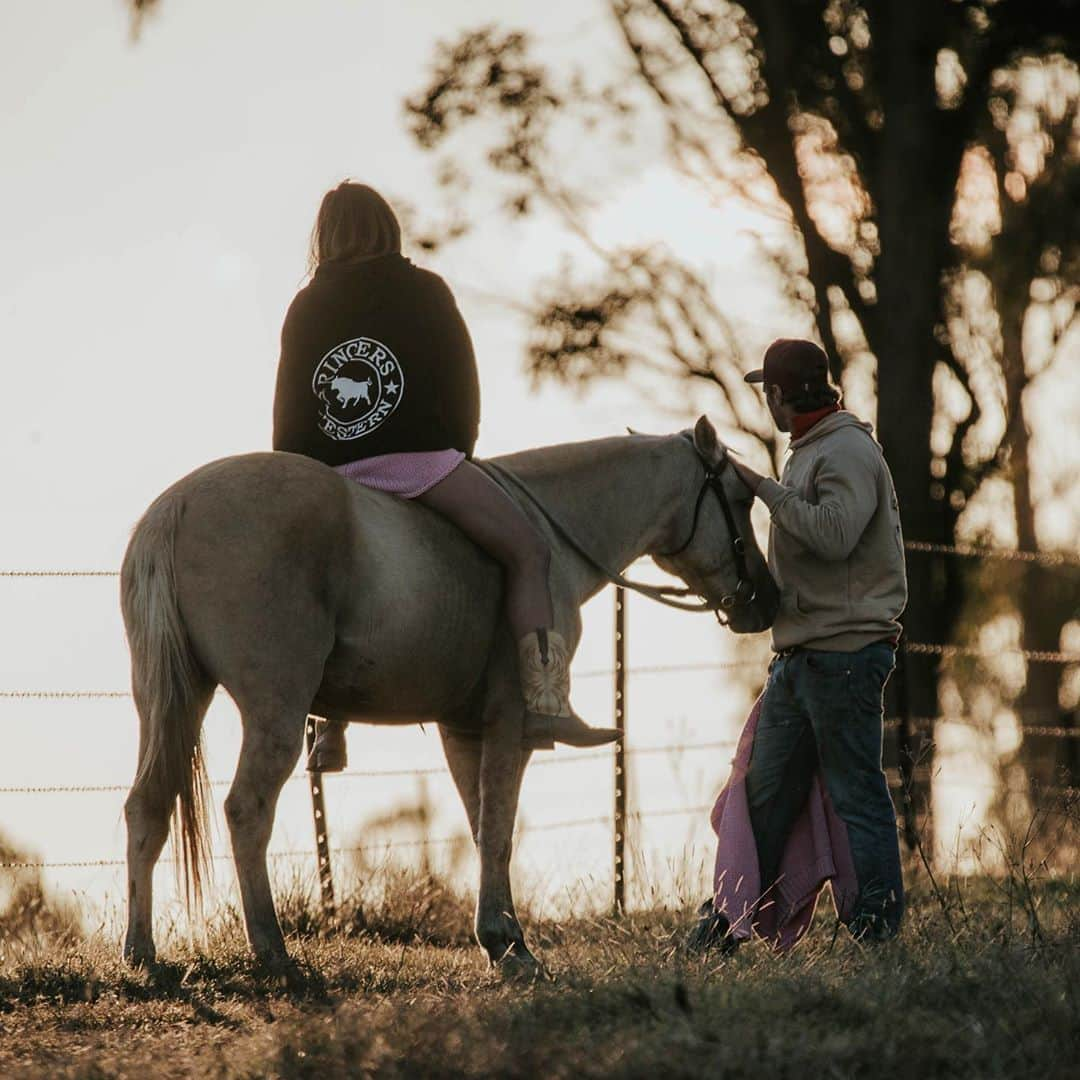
[745,641,904,939]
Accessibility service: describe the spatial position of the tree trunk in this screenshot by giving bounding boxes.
[872,0,963,836]
[1000,283,1079,795]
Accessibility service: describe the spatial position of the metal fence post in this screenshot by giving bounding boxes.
[305,717,336,921]
[613,587,627,916]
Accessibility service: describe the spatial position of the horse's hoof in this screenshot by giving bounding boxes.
[256,952,296,980]
[123,942,156,969]
[493,943,548,982]
[256,954,320,996]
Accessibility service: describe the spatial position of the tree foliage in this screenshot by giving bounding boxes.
[127,0,160,39]
[406,4,1079,745]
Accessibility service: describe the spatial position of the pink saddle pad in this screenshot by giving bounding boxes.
[334,449,465,499]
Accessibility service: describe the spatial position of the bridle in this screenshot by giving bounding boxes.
[657,453,758,622]
[480,448,759,625]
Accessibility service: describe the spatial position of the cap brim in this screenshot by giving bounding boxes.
[744,369,765,384]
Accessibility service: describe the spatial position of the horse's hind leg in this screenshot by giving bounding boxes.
[224,696,309,968]
[124,681,213,966]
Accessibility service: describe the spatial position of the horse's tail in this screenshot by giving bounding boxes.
[121,493,213,909]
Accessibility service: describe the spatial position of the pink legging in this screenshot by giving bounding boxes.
[415,460,554,640]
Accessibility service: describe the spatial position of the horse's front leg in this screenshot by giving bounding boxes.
[474,664,538,974]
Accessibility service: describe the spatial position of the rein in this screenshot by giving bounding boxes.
[479,450,757,622]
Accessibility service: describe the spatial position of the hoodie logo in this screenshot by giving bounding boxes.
[312,336,404,441]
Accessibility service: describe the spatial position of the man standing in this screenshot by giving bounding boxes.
[692,338,908,948]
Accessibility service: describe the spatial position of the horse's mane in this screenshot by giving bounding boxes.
[490,432,673,486]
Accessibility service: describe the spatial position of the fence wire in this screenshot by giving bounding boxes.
[0,813,615,871]
[905,642,1080,664]
[2,541,1077,881]
[7,775,1075,873]
[0,662,765,700]
[0,739,742,796]
[904,541,1080,568]
[4,712,1078,798]
[3,540,1077,578]
[4,638,1078,704]
[0,570,119,577]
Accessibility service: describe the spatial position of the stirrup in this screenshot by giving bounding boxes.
[306,721,348,773]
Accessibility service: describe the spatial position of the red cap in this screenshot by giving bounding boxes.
[744,339,829,396]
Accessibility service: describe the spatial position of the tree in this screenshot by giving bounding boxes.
[127,0,159,39]
[405,2,1080,826]
[974,59,1080,793]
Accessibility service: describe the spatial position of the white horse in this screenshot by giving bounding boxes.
[120,416,778,973]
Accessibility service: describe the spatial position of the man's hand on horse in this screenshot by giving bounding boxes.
[729,457,764,496]
[695,419,763,496]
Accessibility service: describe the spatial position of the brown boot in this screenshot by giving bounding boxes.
[306,719,348,773]
[518,629,621,750]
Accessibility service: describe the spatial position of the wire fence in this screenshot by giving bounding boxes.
[0,570,120,577]
[0,723,1075,873]
[0,705,1076,802]
[903,541,1080,568]
[3,637,1078,703]
[0,740,743,796]
[2,771,1075,873]
[4,540,1078,578]
[0,817,617,872]
[2,540,1077,895]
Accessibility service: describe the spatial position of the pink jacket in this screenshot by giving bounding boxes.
[710,696,859,950]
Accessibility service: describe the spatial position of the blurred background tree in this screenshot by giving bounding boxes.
[128,0,159,39]
[402,1,1080,826]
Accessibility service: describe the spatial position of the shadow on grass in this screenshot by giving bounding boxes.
[1,865,1078,1078]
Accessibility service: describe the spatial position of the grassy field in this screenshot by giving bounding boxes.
[1,863,1078,1079]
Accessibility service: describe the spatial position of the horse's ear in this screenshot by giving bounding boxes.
[692,415,726,469]
[626,427,641,436]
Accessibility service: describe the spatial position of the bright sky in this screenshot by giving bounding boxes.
[0,0,850,923]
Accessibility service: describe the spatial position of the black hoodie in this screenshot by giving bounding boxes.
[272,254,480,466]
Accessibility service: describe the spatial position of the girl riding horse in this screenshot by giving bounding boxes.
[272,181,617,770]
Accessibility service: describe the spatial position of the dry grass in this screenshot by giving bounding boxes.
[0,863,1077,1079]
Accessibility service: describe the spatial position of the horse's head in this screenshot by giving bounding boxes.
[652,415,779,634]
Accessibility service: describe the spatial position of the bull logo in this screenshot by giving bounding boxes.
[311,336,405,442]
[330,376,372,409]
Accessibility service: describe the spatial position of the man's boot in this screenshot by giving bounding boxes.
[307,718,348,773]
[685,898,739,955]
[518,629,621,750]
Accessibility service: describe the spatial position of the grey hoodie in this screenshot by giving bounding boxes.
[756,411,907,653]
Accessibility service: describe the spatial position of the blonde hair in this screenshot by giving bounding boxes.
[308,182,401,273]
